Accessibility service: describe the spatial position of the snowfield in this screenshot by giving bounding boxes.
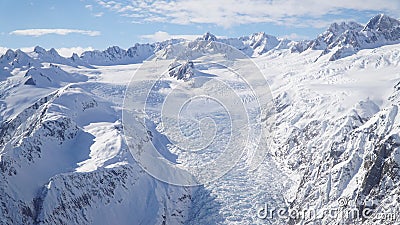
[1,14,400,225]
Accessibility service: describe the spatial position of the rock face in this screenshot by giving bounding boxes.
[168,61,195,81]
[200,32,217,41]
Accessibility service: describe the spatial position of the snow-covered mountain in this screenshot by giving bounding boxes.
[80,45,153,66]
[23,64,87,87]
[1,13,400,225]
[79,40,184,66]
[293,14,400,61]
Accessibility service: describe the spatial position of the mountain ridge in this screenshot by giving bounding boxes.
[2,14,400,67]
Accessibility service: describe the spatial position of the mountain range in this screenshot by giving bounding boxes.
[1,14,400,224]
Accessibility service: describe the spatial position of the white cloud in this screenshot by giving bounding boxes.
[85,4,93,10]
[85,4,104,17]
[0,46,35,55]
[95,0,400,28]
[140,31,228,42]
[93,12,104,17]
[0,47,9,56]
[9,29,101,37]
[140,31,201,42]
[280,33,311,41]
[20,47,35,53]
[56,47,95,57]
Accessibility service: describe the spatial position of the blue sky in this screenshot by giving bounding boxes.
[1,0,399,56]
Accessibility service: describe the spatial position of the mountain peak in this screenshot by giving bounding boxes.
[4,49,15,58]
[237,32,279,55]
[251,31,266,36]
[33,46,61,58]
[104,46,125,55]
[34,46,46,54]
[364,14,400,31]
[248,32,278,41]
[48,48,59,56]
[200,32,217,41]
[71,53,79,60]
[327,21,363,34]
